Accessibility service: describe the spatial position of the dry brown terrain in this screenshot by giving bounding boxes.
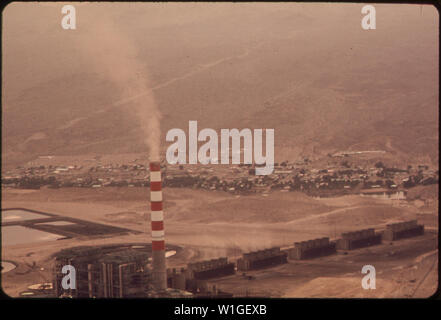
[1,2,438,299]
[1,186,438,298]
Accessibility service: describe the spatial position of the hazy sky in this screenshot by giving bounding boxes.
[2,3,438,165]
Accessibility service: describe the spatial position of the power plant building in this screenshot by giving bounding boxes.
[383,220,424,241]
[289,237,336,260]
[336,228,382,250]
[237,247,287,271]
[53,245,151,298]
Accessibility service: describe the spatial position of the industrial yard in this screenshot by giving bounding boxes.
[2,2,438,300]
[1,180,438,298]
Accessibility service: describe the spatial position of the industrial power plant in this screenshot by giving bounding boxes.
[149,161,167,293]
[47,162,427,298]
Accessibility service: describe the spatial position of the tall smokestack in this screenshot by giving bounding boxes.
[149,161,167,291]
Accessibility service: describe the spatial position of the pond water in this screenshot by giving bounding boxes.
[2,225,65,246]
[2,209,48,222]
[36,221,75,226]
[166,250,177,258]
[1,261,16,273]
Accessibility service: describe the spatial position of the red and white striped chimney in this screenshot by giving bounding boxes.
[149,161,167,291]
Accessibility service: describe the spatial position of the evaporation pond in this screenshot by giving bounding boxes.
[2,210,49,222]
[2,225,64,246]
[1,261,16,273]
[36,221,75,226]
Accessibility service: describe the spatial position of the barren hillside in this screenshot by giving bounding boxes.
[2,3,438,168]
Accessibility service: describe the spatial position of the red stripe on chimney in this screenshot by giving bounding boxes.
[151,221,164,230]
[150,181,162,191]
[151,201,163,211]
[152,241,165,251]
[150,162,161,171]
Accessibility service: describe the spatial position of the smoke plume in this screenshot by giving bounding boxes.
[77,15,161,160]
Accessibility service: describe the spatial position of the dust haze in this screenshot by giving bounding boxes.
[1,3,439,299]
[2,3,438,167]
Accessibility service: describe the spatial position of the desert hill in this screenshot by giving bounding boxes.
[2,3,438,168]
